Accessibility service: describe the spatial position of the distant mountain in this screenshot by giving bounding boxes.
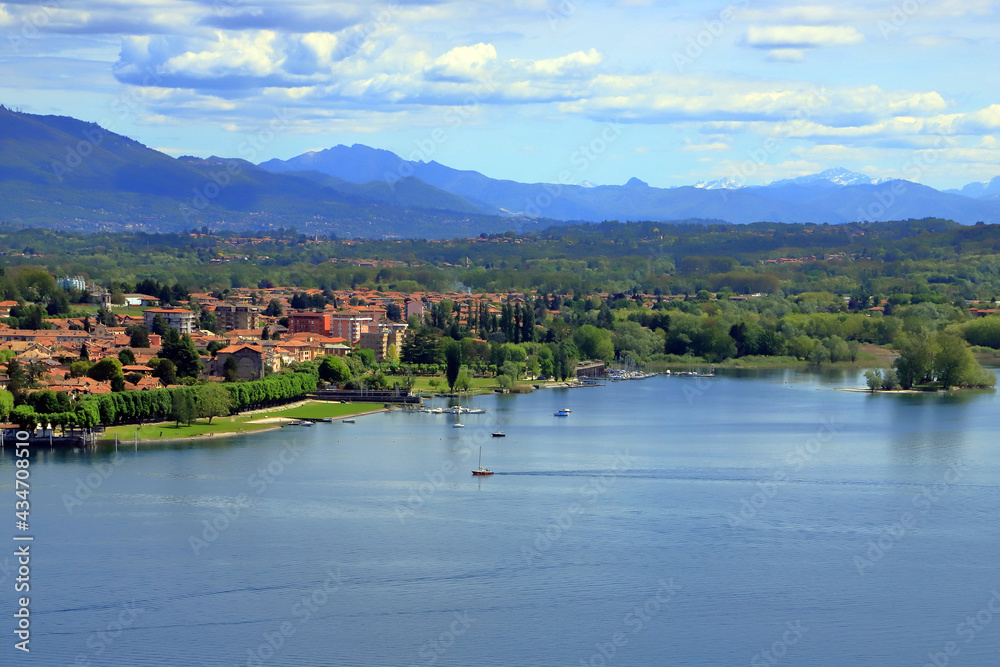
[261,146,1000,224]
[947,176,1000,200]
[768,167,890,188]
[2,106,999,237]
[0,107,530,238]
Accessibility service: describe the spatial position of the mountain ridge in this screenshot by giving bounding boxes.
[261,144,1000,225]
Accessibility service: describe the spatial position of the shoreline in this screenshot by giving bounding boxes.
[96,403,389,445]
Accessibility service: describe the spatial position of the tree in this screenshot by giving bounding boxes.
[454,368,472,393]
[118,348,136,366]
[260,326,269,341]
[501,360,521,381]
[95,305,116,327]
[933,334,974,388]
[880,368,900,390]
[197,383,233,424]
[385,303,402,322]
[6,359,26,392]
[385,342,399,364]
[444,340,461,392]
[24,360,50,387]
[170,389,197,426]
[573,324,615,362]
[893,334,937,389]
[70,360,92,378]
[88,358,123,382]
[318,355,352,384]
[264,298,283,317]
[222,356,239,382]
[126,325,151,348]
[0,388,12,421]
[864,370,882,393]
[153,359,177,385]
[352,348,376,369]
[80,342,90,361]
[160,329,203,378]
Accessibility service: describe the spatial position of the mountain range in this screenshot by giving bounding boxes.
[261,145,1000,226]
[3,106,1000,238]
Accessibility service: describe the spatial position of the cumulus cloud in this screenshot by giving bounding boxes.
[425,43,497,82]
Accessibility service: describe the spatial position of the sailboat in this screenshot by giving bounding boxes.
[472,446,494,475]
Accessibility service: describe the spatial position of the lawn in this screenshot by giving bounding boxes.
[101,400,385,441]
[409,375,503,394]
[269,402,383,420]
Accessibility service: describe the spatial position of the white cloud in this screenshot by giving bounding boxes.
[525,48,603,77]
[681,142,729,152]
[745,25,865,48]
[426,42,497,82]
[767,48,805,62]
[161,30,283,79]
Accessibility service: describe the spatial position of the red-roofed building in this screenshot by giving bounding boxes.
[213,344,265,380]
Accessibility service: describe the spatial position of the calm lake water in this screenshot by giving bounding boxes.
[4,369,1000,666]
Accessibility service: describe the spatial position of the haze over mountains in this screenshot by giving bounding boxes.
[3,106,1000,238]
[261,145,1000,226]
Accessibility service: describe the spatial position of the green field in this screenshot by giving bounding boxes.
[101,400,384,441]
[409,375,505,394]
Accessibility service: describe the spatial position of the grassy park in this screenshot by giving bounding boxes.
[101,400,384,442]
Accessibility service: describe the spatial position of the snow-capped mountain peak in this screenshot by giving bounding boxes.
[769,167,889,187]
[694,178,744,190]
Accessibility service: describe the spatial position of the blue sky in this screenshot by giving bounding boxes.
[2,0,1000,189]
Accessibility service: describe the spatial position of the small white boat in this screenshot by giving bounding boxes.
[453,423,465,428]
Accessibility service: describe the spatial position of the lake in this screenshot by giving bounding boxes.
[4,369,1000,666]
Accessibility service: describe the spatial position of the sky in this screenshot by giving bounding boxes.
[2,0,1000,189]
